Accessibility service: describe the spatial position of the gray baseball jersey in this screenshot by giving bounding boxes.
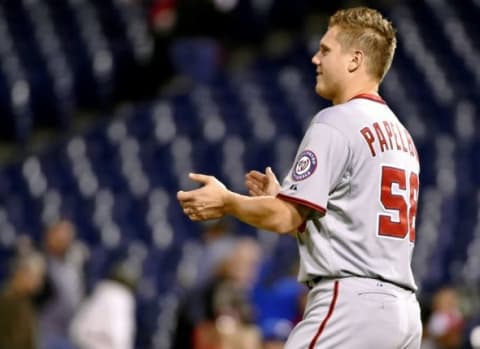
[278,94,420,291]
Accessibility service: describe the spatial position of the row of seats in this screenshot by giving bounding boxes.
[0,0,152,142]
[0,64,479,286]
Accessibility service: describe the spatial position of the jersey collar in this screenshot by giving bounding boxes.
[349,93,386,105]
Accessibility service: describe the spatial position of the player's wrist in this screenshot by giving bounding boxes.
[222,189,236,214]
[272,183,281,196]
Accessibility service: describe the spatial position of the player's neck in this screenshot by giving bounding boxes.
[332,80,380,105]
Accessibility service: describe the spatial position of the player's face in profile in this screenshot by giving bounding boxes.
[311,26,351,101]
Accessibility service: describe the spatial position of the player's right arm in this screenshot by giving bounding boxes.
[177,173,308,234]
[224,192,308,234]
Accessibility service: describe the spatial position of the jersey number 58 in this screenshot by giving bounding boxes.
[378,166,419,243]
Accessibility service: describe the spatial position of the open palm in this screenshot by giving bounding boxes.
[245,167,281,197]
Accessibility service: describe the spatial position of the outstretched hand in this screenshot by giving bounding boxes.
[177,173,229,221]
[245,166,281,197]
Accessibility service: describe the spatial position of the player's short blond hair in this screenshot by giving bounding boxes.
[329,7,396,82]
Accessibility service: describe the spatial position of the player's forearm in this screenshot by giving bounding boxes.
[224,192,303,234]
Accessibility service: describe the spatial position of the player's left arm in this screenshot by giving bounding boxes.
[177,173,309,234]
[245,166,281,197]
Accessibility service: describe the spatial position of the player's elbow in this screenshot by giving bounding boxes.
[266,200,305,234]
[267,215,301,234]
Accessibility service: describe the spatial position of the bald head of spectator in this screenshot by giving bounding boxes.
[216,237,262,289]
[44,220,76,259]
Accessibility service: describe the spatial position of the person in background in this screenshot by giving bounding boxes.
[0,251,46,349]
[173,237,262,349]
[192,279,262,349]
[69,258,140,349]
[261,318,294,349]
[422,287,465,349]
[37,220,87,349]
[195,218,236,287]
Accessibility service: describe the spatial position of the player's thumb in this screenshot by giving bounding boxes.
[266,167,277,181]
[189,172,210,185]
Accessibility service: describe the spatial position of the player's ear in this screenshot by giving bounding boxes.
[347,50,363,73]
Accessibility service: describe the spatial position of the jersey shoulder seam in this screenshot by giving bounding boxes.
[310,119,353,166]
[311,105,354,142]
[310,119,354,198]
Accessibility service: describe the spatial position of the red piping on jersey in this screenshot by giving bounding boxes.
[350,93,386,105]
[308,280,339,349]
[277,194,327,215]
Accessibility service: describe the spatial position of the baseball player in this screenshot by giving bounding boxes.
[178,6,422,349]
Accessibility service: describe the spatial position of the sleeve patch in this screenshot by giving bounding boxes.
[292,150,317,181]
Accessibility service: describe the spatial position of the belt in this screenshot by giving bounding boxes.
[304,275,414,292]
[305,276,323,289]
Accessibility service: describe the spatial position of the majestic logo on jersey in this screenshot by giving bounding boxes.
[292,150,317,181]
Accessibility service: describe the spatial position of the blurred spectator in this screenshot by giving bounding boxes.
[148,0,178,87]
[0,251,46,349]
[422,287,465,349]
[252,262,306,327]
[195,218,236,287]
[470,324,480,349]
[173,237,262,349]
[192,280,262,349]
[70,258,140,349]
[150,0,178,34]
[149,0,244,85]
[250,236,307,329]
[169,37,223,84]
[260,318,293,349]
[36,220,87,349]
[215,236,262,290]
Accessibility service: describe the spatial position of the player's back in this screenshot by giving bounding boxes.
[292,95,420,291]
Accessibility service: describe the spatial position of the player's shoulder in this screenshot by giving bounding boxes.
[312,98,390,129]
[311,103,355,129]
[307,104,356,147]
